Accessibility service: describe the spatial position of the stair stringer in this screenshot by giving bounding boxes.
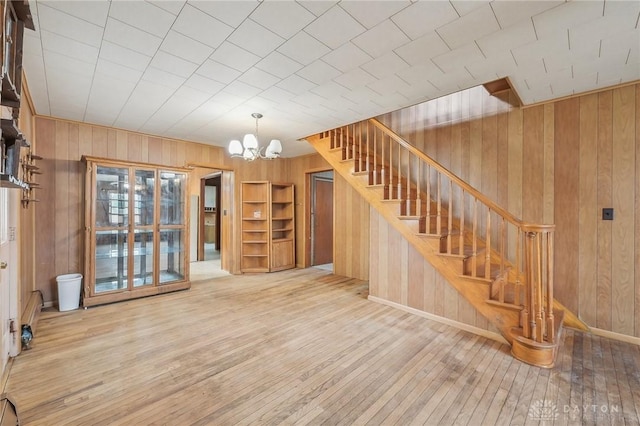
[309,135,522,344]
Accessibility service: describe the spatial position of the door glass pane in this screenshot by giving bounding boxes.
[159,229,184,284]
[95,230,128,293]
[134,170,155,226]
[132,229,153,287]
[160,172,185,225]
[96,166,129,228]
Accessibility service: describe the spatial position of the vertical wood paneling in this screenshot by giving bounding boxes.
[376,82,640,338]
[54,121,70,284]
[611,86,635,335]
[522,106,544,223]
[67,123,81,273]
[636,85,640,337]
[407,246,424,310]
[578,94,598,326]
[597,91,613,330]
[554,98,580,313]
[148,137,163,165]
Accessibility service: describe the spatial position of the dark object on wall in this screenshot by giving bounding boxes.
[602,208,614,221]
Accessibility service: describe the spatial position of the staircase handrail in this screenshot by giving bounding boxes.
[369,118,554,232]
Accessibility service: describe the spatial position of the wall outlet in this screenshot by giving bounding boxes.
[602,208,614,220]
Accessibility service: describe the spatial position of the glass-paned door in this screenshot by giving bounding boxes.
[94,166,129,293]
[132,169,155,287]
[159,171,186,284]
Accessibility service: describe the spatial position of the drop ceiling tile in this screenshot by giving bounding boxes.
[210,42,261,73]
[491,1,562,28]
[39,0,109,27]
[228,19,285,57]
[600,28,640,62]
[464,53,517,80]
[256,51,303,79]
[40,30,99,64]
[333,67,377,90]
[172,4,234,49]
[298,1,337,17]
[427,68,474,93]
[367,74,411,96]
[209,92,246,109]
[37,3,104,47]
[100,41,152,72]
[43,49,96,77]
[524,67,572,91]
[142,67,186,91]
[222,80,262,98]
[304,5,367,49]
[172,85,212,105]
[311,81,349,99]
[391,1,459,40]
[431,43,485,73]
[196,60,242,84]
[339,1,411,29]
[238,67,280,90]
[188,1,258,28]
[437,5,500,50]
[160,31,214,64]
[250,1,315,39]
[533,1,604,39]
[570,14,639,51]
[104,18,162,56]
[95,58,144,84]
[511,33,568,67]
[259,86,297,103]
[352,19,410,59]
[147,1,185,16]
[319,96,357,112]
[450,1,490,16]
[108,2,175,38]
[276,74,317,95]
[340,85,382,104]
[322,42,372,73]
[277,32,331,66]
[476,21,537,59]
[543,42,599,73]
[296,60,341,85]
[183,74,225,95]
[396,61,444,86]
[292,92,331,109]
[394,31,450,66]
[149,51,199,78]
[361,52,409,79]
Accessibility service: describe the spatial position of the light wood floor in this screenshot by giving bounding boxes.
[5,269,640,425]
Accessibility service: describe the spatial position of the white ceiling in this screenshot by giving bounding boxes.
[22,0,640,157]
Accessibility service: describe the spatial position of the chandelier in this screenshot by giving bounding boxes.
[228,113,282,161]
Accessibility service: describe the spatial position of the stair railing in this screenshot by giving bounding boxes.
[323,118,556,345]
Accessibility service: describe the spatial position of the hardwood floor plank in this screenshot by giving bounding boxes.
[5,269,640,425]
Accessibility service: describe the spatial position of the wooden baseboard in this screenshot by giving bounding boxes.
[367,295,508,345]
[22,290,43,335]
[589,327,640,346]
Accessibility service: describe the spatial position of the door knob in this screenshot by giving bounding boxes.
[0,262,7,269]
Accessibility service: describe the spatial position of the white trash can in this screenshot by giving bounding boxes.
[57,273,82,311]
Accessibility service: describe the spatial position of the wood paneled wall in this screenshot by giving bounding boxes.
[31,117,369,303]
[369,209,494,333]
[377,82,640,338]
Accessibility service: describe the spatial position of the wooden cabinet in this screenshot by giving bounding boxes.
[83,157,190,307]
[241,181,295,273]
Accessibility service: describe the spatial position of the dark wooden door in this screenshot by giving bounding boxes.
[312,177,333,266]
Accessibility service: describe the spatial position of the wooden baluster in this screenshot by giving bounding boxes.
[397,143,403,201]
[499,218,506,303]
[388,134,393,197]
[380,132,386,190]
[525,231,537,340]
[515,228,521,307]
[425,165,431,233]
[536,233,544,342]
[373,125,378,185]
[351,124,356,161]
[546,232,555,342]
[406,152,411,215]
[436,173,442,235]
[447,179,453,254]
[416,156,422,216]
[471,198,477,277]
[459,190,465,257]
[485,209,491,280]
[366,122,371,178]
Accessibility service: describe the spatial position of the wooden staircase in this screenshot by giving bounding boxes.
[307,118,588,368]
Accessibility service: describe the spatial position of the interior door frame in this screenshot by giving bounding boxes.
[304,167,333,268]
[198,172,222,261]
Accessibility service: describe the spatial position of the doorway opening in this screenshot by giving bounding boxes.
[190,170,230,281]
[308,170,334,271]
